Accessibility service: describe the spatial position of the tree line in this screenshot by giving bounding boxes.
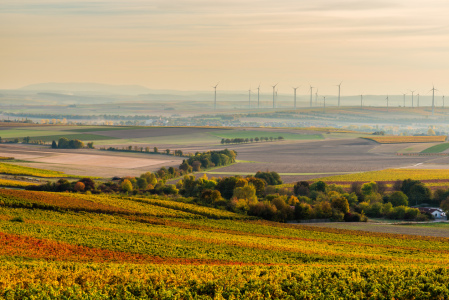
[51,138,94,149]
[101,146,185,157]
[221,136,284,144]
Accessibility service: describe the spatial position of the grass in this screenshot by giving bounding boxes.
[421,143,449,153]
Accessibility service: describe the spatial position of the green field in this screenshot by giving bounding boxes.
[421,143,449,153]
[28,133,119,142]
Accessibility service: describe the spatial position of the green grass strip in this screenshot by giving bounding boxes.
[421,143,449,153]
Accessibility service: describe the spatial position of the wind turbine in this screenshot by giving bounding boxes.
[309,85,314,107]
[431,86,437,115]
[417,93,420,107]
[293,86,299,109]
[402,93,406,107]
[337,82,342,107]
[360,94,363,109]
[386,95,389,112]
[212,82,219,110]
[443,95,445,108]
[315,89,318,106]
[272,83,278,109]
[409,90,415,108]
[323,96,326,113]
[256,84,260,109]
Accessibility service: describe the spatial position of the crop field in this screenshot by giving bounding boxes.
[0,162,69,178]
[3,189,449,298]
[317,168,449,182]
[366,135,447,144]
[421,143,449,153]
[0,179,38,188]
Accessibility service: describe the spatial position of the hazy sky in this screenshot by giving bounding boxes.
[2,0,449,95]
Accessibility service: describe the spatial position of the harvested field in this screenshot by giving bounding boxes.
[31,153,172,169]
[0,144,184,178]
[208,138,439,182]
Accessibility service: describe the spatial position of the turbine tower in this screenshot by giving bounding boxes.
[309,85,314,107]
[417,93,420,107]
[410,90,415,108]
[403,93,406,107]
[256,84,260,109]
[272,83,278,109]
[315,89,318,106]
[360,94,363,109]
[386,95,389,112]
[443,95,445,108]
[337,82,342,107]
[212,82,219,110]
[293,86,299,109]
[431,86,437,115]
[323,96,326,114]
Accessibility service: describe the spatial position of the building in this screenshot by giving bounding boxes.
[417,207,446,219]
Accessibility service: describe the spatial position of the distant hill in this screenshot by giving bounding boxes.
[19,82,153,95]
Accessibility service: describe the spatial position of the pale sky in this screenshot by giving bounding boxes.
[1,0,449,95]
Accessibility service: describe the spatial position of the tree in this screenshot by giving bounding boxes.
[361,182,378,195]
[78,178,95,191]
[233,184,257,203]
[87,142,94,149]
[294,181,310,196]
[58,137,69,149]
[310,181,326,193]
[331,196,350,214]
[255,137,259,142]
[51,140,57,149]
[121,179,133,193]
[69,139,84,149]
[154,147,158,153]
[192,161,201,172]
[73,182,85,192]
[165,149,170,155]
[388,191,408,207]
[255,171,283,185]
[246,177,266,196]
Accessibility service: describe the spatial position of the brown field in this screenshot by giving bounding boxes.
[205,138,444,182]
[0,144,183,178]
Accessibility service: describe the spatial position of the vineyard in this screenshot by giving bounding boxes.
[317,168,449,183]
[365,135,447,144]
[0,163,69,178]
[2,188,449,298]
